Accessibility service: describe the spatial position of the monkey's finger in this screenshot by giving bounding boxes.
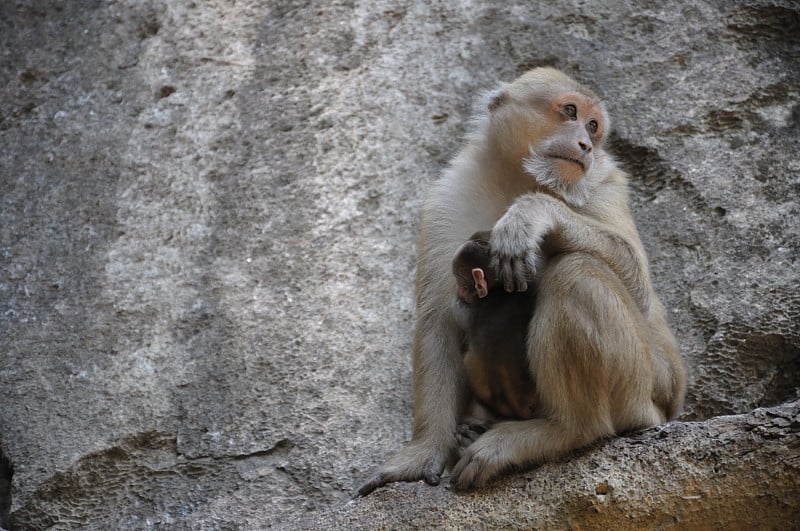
[488,253,501,274]
[457,422,489,435]
[489,252,513,292]
[499,260,516,292]
[461,432,481,445]
[511,258,528,292]
[455,428,480,447]
[524,250,540,279]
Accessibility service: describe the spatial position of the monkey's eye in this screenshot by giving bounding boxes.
[563,104,577,119]
[587,120,598,135]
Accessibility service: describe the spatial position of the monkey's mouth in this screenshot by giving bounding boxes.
[549,154,585,171]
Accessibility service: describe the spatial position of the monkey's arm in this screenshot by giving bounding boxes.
[490,192,651,311]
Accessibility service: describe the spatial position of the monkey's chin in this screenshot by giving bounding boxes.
[523,154,594,208]
[552,158,586,184]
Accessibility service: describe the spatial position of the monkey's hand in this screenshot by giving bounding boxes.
[490,194,560,292]
[454,421,490,456]
[356,440,449,497]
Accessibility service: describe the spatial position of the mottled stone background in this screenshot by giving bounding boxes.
[1,0,797,528]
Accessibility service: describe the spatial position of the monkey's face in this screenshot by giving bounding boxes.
[522,91,609,206]
[486,71,610,206]
[544,93,603,178]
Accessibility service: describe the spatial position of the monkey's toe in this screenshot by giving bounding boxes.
[450,438,509,492]
[356,473,390,497]
[423,470,440,486]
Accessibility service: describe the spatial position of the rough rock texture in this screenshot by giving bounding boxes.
[300,401,800,530]
[0,436,11,530]
[0,0,797,529]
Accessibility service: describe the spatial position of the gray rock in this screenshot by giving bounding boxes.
[0,0,797,528]
[0,435,11,530]
[298,400,800,530]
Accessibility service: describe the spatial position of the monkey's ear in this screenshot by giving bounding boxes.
[486,88,509,112]
[472,268,489,298]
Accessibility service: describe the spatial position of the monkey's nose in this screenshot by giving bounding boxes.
[579,140,592,153]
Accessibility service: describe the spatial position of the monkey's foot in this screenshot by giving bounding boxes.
[450,429,512,491]
[356,441,448,497]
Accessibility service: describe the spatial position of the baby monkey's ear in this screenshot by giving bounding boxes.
[471,268,489,299]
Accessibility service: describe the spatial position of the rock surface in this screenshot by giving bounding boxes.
[0,436,11,530]
[0,0,797,529]
[300,401,800,530]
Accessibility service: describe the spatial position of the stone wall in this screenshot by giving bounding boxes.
[1,0,797,528]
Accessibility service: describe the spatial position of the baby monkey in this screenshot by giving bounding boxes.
[451,231,537,421]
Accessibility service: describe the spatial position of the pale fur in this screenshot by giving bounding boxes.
[358,68,687,496]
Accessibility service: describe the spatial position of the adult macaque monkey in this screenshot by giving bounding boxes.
[358,67,687,494]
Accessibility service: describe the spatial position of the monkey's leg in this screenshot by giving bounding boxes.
[358,314,467,496]
[451,253,663,490]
